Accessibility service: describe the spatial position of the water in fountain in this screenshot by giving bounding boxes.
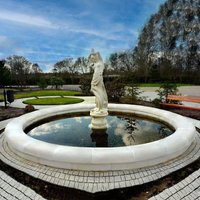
[26,113,173,147]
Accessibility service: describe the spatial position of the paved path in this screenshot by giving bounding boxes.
[150,169,200,200]
[1,85,200,108]
[140,86,200,96]
[0,96,95,109]
[0,119,11,130]
[140,86,200,108]
[0,170,45,200]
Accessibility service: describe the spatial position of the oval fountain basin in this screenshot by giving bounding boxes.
[4,104,196,171]
[26,114,173,147]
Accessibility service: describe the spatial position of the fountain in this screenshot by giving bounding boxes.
[2,50,197,192]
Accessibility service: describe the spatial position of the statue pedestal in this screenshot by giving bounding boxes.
[90,109,108,129]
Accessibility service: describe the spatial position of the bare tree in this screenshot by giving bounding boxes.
[134,0,200,83]
[31,63,42,73]
[108,51,135,73]
[53,58,74,73]
[5,55,32,87]
[74,57,89,74]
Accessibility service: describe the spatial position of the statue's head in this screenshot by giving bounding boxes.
[88,49,103,63]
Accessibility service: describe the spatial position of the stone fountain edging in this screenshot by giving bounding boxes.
[4,103,196,171]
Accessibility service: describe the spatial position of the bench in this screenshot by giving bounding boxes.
[160,95,200,111]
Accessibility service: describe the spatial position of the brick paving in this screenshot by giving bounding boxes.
[0,112,200,199]
[0,170,45,200]
[0,130,200,195]
[149,168,200,200]
[149,121,200,200]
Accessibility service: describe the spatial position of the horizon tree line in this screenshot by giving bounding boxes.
[1,0,200,87]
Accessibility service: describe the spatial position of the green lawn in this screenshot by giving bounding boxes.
[15,90,80,98]
[139,83,193,87]
[23,97,84,105]
[0,90,80,101]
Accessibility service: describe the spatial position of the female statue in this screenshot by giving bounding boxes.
[88,49,108,113]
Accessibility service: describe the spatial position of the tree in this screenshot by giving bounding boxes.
[0,60,11,87]
[134,0,200,83]
[134,14,158,82]
[31,63,42,73]
[53,57,89,83]
[37,77,47,90]
[53,58,73,73]
[108,51,135,73]
[74,57,89,74]
[5,55,32,87]
[0,60,11,108]
[50,76,64,90]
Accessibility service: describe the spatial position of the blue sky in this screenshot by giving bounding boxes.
[0,0,166,72]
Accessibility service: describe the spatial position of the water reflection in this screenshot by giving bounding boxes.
[27,115,173,147]
[90,129,108,147]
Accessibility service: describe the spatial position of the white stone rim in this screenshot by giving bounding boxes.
[4,104,196,171]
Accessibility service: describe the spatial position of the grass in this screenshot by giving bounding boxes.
[14,90,80,99]
[0,90,80,102]
[23,97,84,105]
[139,83,193,87]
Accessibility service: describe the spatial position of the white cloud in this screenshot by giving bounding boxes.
[23,49,68,57]
[0,35,8,43]
[0,9,131,43]
[0,10,58,29]
[0,35,15,49]
[0,0,165,71]
[42,63,54,73]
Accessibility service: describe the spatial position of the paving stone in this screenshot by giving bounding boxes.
[92,183,98,193]
[150,168,200,200]
[114,176,121,182]
[108,182,115,190]
[0,171,45,200]
[1,125,200,196]
[87,183,94,192]
[87,176,95,183]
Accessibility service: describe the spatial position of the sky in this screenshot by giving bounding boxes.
[0,0,166,72]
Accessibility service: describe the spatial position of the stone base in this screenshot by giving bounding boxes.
[90,109,108,129]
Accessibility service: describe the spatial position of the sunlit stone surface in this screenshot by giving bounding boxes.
[4,104,196,171]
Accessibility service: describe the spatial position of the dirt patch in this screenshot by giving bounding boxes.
[0,106,26,121]
[165,108,200,120]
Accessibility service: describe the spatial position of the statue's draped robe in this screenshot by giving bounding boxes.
[91,61,108,111]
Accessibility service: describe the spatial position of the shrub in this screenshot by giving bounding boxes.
[125,83,143,103]
[105,78,125,102]
[79,76,92,96]
[24,104,35,112]
[156,83,179,102]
